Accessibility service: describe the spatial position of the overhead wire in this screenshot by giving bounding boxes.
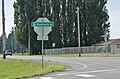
[79,8,98,45]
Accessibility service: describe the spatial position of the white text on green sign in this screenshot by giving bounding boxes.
[32,22,54,27]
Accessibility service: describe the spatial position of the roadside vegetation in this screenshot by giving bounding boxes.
[46,54,80,57]
[12,53,80,57]
[0,59,65,79]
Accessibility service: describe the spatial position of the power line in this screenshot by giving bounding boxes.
[79,8,98,45]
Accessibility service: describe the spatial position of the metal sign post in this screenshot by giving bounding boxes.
[41,27,44,70]
[31,18,54,70]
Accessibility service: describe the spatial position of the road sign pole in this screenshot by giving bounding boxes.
[42,27,44,70]
[31,18,54,70]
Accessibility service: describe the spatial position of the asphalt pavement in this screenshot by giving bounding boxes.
[7,56,120,79]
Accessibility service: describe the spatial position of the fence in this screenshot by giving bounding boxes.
[45,45,120,57]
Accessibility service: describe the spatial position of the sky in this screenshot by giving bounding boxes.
[0,0,14,37]
[0,0,120,39]
[107,0,120,39]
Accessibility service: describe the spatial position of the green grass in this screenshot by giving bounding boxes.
[13,52,29,56]
[13,52,80,57]
[46,54,80,57]
[0,59,65,79]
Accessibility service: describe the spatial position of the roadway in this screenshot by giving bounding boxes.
[7,56,120,79]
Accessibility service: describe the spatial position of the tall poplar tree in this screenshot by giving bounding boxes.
[14,0,110,54]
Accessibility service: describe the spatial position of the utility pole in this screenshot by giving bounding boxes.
[2,0,6,59]
[76,7,80,47]
[28,20,31,55]
[77,7,81,57]
[27,1,31,55]
[11,27,14,53]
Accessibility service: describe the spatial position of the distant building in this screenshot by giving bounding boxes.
[95,38,120,53]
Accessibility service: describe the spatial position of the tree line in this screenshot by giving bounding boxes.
[0,32,26,53]
[14,0,110,54]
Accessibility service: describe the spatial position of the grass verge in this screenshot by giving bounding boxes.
[0,59,65,79]
[46,54,80,57]
[13,53,80,57]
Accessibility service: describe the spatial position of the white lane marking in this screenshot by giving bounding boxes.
[79,63,88,70]
[40,77,56,79]
[108,71,120,73]
[76,74,96,78]
[57,69,120,76]
[56,62,87,76]
[57,74,69,76]
[80,69,120,74]
[64,62,88,71]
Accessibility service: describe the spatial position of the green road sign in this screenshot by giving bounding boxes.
[31,22,54,27]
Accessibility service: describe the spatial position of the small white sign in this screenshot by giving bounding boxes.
[37,36,48,40]
[52,43,55,47]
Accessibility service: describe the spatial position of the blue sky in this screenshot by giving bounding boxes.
[107,0,120,39]
[0,0,120,39]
